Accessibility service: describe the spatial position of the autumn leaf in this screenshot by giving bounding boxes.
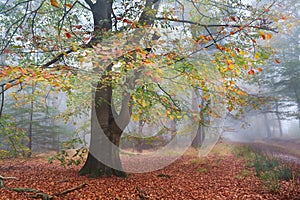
[74,25,82,29]
[266,33,272,39]
[280,14,287,20]
[275,59,281,64]
[230,16,236,22]
[123,19,133,24]
[257,68,263,72]
[132,114,139,122]
[5,83,13,90]
[3,48,13,54]
[248,70,255,75]
[65,3,72,8]
[50,0,59,8]
[65,32,72,38]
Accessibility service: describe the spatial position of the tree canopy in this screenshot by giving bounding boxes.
[0,0,292,177]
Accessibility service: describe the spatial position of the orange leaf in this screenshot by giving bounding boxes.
[19,67,26,75]
[258,68,263,72]
[248,70,255,75]
[280,14,287,20]
[15,80,22,85]
[123,19,133,24]
[50,0,59,8]
[5,83,13,90]
[230,16,236,22]
[261,34,266,40]
[75,25,82,29]
[275,59,281,64]
[65,32,72,38]
[65,3,72,8]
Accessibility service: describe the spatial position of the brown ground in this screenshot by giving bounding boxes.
[0,142,300,200]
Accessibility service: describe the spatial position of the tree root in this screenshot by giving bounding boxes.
[0,175,87,199]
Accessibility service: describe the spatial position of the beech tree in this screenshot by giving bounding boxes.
[0,0,287,177]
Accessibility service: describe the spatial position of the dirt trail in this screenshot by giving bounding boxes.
[249,138,300,164]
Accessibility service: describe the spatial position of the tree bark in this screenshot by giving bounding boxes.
[79,0,160,178]
[79,82,130,177]
[191,125,205,148]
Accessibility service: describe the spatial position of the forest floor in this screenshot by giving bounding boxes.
[0,140,300,200]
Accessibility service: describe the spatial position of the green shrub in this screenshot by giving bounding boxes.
[277,166,293,181]
[234,145,295,193]
[260,170,280,192]
[253,154,279,176]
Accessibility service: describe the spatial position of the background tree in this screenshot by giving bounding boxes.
[254,0,300,136]
[0,0,287,177]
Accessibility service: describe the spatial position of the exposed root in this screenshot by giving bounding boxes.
[0,174,87,199]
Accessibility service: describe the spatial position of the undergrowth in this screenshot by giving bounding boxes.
[233,145,295,193]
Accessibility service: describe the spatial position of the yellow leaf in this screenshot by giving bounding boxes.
[132,114,139,122]
[254,52,260,59]
[258,30,264,36]
[141,100,147,108]
[228,64,235,70]
[50,0,59,8]
[72,44,77,52]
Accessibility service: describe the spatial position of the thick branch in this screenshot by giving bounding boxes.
[84,0,94,9]
[53,183,87,196]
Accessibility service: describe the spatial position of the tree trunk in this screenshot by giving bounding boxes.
[27,85,35,157]
[275,99,283,137]
[263,112,272,138]
[79,80,130,177]
[191,126,204,148]
[79,0,159,178]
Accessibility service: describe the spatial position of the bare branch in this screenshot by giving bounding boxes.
[0,86,4,119]
[154,17,278,33]
[58,1,80,36]
[157,83,181,111]
[0,2,30,54]
[0,0,33,14]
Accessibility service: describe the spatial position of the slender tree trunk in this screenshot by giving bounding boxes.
[275,99,283,137]
[27,85,35,157]
[191,126,204,148]
[263,112,272,138]
[191,91,205,148]
[191,113,205,148]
